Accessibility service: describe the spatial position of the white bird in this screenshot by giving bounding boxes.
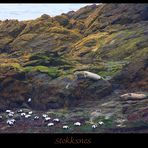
[6,110,11,113]
[63,125,69,129]
[21,113,26,116]
[53,118,60,122]
[45,117,51,121]
[6,119,10,123]
[92,124,97,129]
[34,116,39,120]
[0,116,2,119]
[42,114,48,118]
[47,123,54,127]
[25,114,31,118]
[98,121,104,125]
[8,113,14,117]
[28,111,33,115]
[117,124,122,127]
[74,122,81,126]
[28,98,31,102]
[7,120,14,126]
[6,119,15,126]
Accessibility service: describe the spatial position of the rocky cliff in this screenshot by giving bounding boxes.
[0,3,147,111]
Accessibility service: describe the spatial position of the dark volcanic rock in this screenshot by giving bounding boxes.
[0,76,31,111]
[0,73,112,110]
[25,74,112,110]
[112,54,148,91]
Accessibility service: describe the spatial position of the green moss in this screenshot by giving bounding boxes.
[125,47,148,61]
[105,28,146,60]
[30,53,52,61]
[97,61,127,77]
[108,37,143,58]
[11,63,22,69]
[28,52,72,67]
[22,66,33,72]
[23,66,61,78]
[69,32,108,59]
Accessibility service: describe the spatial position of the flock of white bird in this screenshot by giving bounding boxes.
[0,108,105,130]
[0,98,105,130]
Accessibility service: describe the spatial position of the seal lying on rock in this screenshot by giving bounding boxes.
[74,71,103,80]
[120,93,147,100]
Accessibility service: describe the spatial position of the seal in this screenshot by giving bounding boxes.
[74,71,103,80]
[120,93,147,99]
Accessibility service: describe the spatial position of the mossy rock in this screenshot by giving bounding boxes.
[97,61,127,78]
[23,66,61,79]
[27,52,72,67]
